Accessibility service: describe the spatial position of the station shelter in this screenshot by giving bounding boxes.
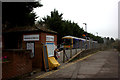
[2,26,58,70]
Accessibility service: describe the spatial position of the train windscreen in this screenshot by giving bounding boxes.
[62,38,72,45]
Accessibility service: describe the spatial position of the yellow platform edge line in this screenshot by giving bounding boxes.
[35,51,99,79]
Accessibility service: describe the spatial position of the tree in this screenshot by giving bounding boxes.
[2,2,42,29]
[110,37,115,43]
[42,9,63,31]
[40,9,64,44]
[38,9,104,44]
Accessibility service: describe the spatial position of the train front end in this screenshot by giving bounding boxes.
[62,37,73,49]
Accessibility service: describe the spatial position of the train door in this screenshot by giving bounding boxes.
[73,39,76,48]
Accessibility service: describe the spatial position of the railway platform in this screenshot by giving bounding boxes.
[25,49,119,80]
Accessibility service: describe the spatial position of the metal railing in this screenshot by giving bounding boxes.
[57,43,98,63]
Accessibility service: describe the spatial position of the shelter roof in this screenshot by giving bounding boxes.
[3,25,57,34]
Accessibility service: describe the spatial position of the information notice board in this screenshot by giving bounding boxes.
[45,42,55,57]
[26,42,35,58]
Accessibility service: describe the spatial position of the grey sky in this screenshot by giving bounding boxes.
[34,0,119,39]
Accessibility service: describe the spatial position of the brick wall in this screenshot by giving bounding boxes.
[2,49,32,79]
[32,41,43,69]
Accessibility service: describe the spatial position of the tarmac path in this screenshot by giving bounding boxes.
[35,49,119,79]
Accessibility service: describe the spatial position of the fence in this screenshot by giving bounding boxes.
[57,43,104,63]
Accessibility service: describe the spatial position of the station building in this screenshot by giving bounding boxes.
[2,25,57,79]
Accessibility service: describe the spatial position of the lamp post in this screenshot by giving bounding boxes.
[83,23,87,49]
[83,23,87,32]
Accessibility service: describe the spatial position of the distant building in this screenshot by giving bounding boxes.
[103,37,107,44]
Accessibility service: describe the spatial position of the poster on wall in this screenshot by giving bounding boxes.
[46,35,54,41]
[27,42,35,58]
[46,42,55,57]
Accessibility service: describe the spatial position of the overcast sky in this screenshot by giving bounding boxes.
[34,0,120,39]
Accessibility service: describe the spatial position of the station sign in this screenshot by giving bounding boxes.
[46,35,54,41]
[23,34,39,41]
